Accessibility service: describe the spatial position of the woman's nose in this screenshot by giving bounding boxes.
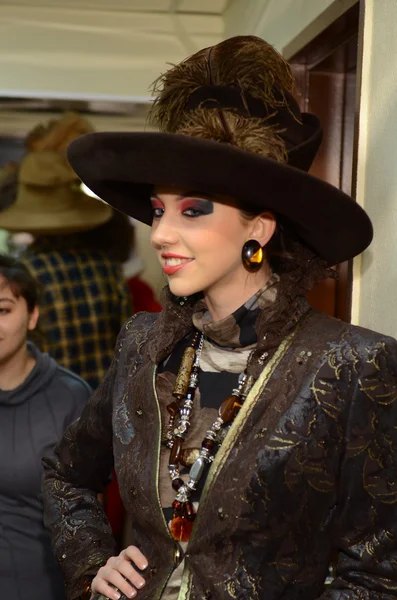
[150,216,179,249]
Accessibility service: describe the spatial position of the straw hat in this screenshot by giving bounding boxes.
[0,112,112,234]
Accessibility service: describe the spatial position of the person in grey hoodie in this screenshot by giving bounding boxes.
[0,254,91,600]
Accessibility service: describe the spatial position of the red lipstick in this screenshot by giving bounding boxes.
[161,253,194,275]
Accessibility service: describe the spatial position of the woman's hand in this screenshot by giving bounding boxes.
[91,546,148,600]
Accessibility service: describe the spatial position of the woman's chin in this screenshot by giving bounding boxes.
[168,281,201,299]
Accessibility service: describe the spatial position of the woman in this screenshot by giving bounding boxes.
[0,254,91,600]
[42,36,397,600]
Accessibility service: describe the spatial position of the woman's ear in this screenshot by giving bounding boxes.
[28,305,40,331]
[249,211,277,247]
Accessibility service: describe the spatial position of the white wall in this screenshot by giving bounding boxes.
[351,0,397,336]
[225,0,357,57]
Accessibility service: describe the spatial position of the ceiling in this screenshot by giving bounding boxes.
[6,0,232,13]
[0,0,350,140]
[0,1,228,103]
[0,0,236,137]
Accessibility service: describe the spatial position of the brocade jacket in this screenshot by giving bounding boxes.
[42,306,397,600]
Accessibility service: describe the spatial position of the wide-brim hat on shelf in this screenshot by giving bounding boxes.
[0,111,112,234]
[67,35,372,265]
[0,149,112,234]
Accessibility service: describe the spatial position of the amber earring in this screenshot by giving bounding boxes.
[242,240,264,273]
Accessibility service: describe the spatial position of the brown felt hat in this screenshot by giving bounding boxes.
[67,36,372,265]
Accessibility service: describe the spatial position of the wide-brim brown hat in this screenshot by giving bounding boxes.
[67,35,372,265]
[67,130,372,265]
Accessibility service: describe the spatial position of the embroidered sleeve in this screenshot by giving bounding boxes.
[41,318,135,600]
[318,338,397,599]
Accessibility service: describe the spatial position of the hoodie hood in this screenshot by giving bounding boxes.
[0,342,58,406]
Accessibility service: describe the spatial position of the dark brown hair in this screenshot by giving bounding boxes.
[0,254,40,312]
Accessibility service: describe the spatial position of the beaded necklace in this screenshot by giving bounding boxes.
[165,331,255,542]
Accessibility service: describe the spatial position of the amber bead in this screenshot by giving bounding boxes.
[219,394,242,423]
[242,241,263,272]
[184,501,195,521]
[169,437,183,465]
[172,477,184,491]
[202,438,216,452]
[170,515,194,541]
[167,401,180,416]
[172,500,182,513]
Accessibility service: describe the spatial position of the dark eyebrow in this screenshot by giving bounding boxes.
[151,190,214,201]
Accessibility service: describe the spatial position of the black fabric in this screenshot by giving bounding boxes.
[185,85,307,149]
[158,335,240,412]
[67,131,372,266]
[0,343,91,600]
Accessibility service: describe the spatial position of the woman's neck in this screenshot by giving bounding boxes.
[204,266,272,321]
[0,344,36,391]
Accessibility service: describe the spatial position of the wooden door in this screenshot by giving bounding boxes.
[290,2,360,321]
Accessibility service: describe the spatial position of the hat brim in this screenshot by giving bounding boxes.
[67,131,373,265]
[0,193,112,234]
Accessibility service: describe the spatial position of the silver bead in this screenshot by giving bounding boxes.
[189,456,206,482]
[189,373,199,385]
[178,422,189,434]
[168,467,180,479]
[176,484,190,502]
[258,351,269,365]
[199,448,211,462]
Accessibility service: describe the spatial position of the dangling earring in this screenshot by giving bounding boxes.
[242,240,264,273]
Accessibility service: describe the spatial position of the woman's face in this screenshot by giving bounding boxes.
[150,187,275,299]
[0,276,38,365]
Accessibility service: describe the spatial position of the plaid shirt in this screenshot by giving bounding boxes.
[21,248,131,390]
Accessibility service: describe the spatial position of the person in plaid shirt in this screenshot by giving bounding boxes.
[19,222,132,390]
[0,112,132,389]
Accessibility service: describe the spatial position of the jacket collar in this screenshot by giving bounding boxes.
[192,274,279,349]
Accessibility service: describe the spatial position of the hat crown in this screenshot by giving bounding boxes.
[149,35,321,170]
[19,149,78,187]
[150,35,295,134]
